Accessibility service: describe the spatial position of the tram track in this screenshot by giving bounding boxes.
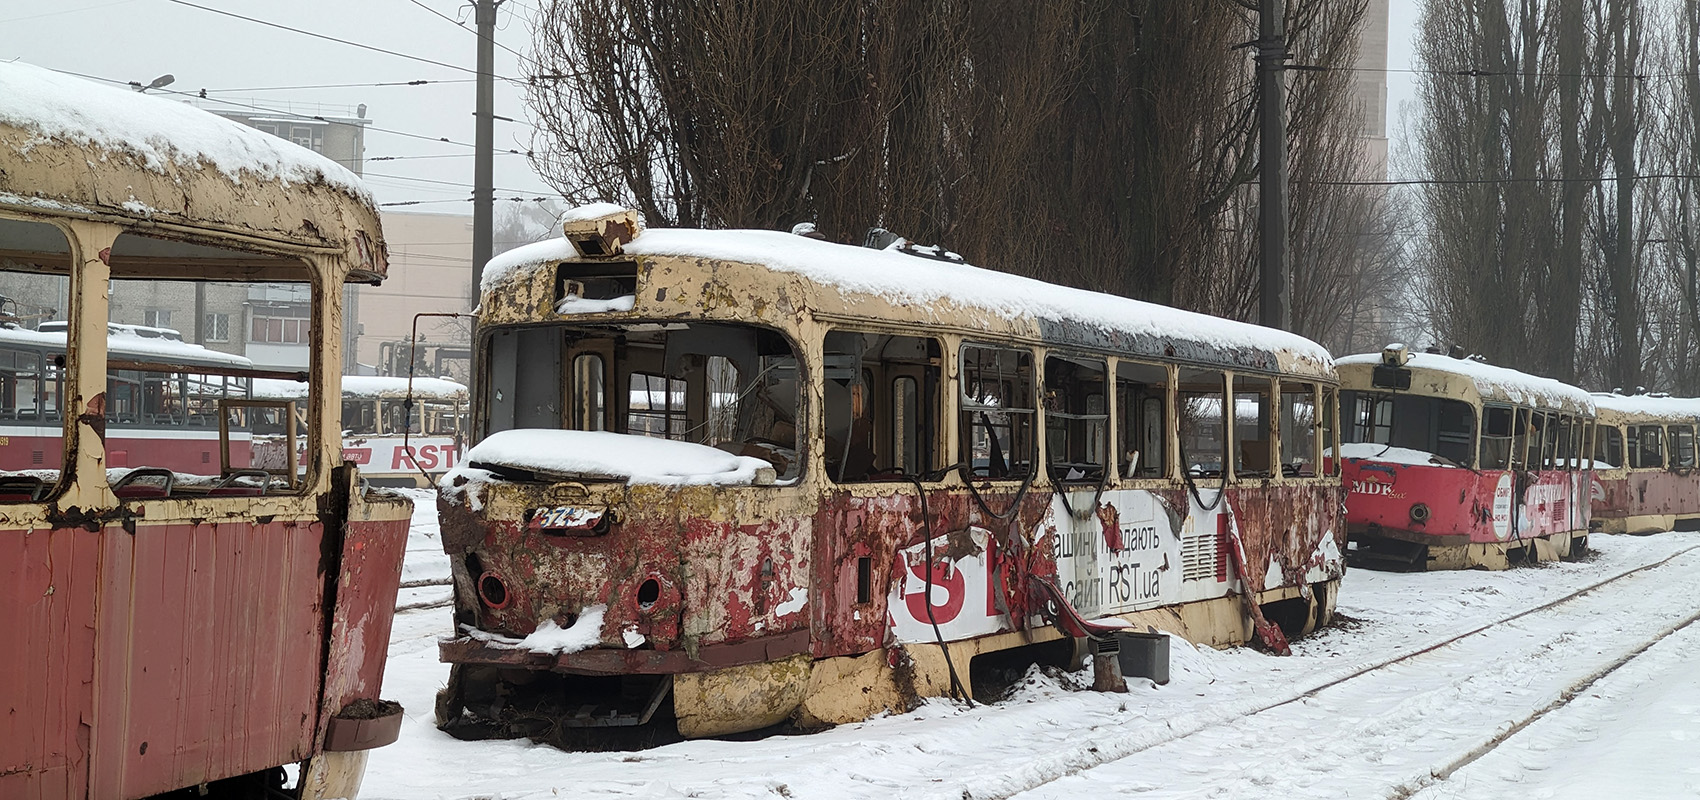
[951,542,1700,800]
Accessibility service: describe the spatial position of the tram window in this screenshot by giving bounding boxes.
[961,345,1035,480]
[342,399,377,434]
[1178,369,1227,479]
[1481,405,1514,470]
[1044,355,1107,484]
[489,321,800,481]
[1631,425,1666,469]
[1510,408,1533,469]
[628,373,687,439]
[1321,388,1340,476]
[825,331,940,482]
[1670,425,1696,469]
[1231,376,1273,479]
[1341,391,1474,466]
[1280,383,1318,477]
[570,352,608,432]
[0,217,72,500]
[1117,360,1168,479]
[1341,391,1393,444]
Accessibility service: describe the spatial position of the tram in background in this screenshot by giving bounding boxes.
[1336,346,1595,570]
[255,375,469,487]
[1589,392,1700,534]
[0,322,268,480]
[0,62,411,799]
[432,205,1346,743]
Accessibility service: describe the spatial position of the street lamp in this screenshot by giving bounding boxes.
[129,74,174,93]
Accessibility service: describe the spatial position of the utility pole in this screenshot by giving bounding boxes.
[471,0,503,308]
[1258,0,1291,332]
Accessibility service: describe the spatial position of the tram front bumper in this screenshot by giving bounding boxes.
[438,628,812,676]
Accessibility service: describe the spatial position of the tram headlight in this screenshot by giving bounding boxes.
[1409,502,1431,524]
[477,571,511,609]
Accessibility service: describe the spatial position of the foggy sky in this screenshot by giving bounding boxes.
[3,0,1420,210]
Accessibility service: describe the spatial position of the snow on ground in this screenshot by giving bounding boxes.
[364,507,1700,800]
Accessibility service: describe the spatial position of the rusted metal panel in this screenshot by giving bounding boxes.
[87,519,324,799]
[1345,460,1590,546]
[0,525,99,800]
[316,491,413,738]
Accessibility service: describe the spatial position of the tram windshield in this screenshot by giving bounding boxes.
[483,321,802,481]
[1340,391,1476,466]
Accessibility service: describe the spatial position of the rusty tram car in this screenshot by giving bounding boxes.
[433,206,1347,742]
[1588,392,1700,534]
[1337,346,1595,570]
[0,64,412,799]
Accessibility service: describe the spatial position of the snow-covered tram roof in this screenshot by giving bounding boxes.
[0,324,253,370]
[0,61,387,281]
[253,375,468,401]
[1336,351,1596,416]
[1590,392,1700,426]
[481,221,1334,380]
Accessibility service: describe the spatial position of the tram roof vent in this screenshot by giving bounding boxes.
[560,203,642,258]
[1380,343,1411,368]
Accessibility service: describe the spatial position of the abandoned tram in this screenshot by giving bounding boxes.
[0,63,412,798]
[1336,347,1595,570]
[433,205,1347,742]
[1588,392,1700,534]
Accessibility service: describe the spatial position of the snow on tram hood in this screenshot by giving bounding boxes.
[481,226,1334,375]
[443,429,777,489]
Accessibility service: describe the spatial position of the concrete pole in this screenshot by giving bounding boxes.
[1258,0,1291,332]
[471,0,501,309]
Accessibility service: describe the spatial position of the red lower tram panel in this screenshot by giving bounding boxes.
[0,484,411,799]
[1344,458,1592,570]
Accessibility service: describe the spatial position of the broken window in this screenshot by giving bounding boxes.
[1044,355,1107,484]
[1631,425,1666,469]
[824,331,942,482]
[0,216,71,501]
[1670,425,1696,469]
[1231,375,1273,479]
[961,344,1035,480]
[1594,425,1621,468]
[484,321,801,482]
[1178,369,1226,480]
[1116,360,1168,479]
[1480,405,1514,470]
[1510,408,1533,470]
[1280,383,1317,477]
[1321,388,1340,476]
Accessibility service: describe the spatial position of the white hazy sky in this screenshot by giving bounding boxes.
[3,0,1424,209]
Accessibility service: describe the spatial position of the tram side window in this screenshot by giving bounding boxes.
[343,399,377,435]
[1595,425,1623,468]
[1631,425,1665,469]
[1280,383,1317,477]
[1510,408,1533,469]
[1044,355,1107,484]
[1178,369,1227,479]
[627,373,688,439]
[1670,425,1696,469]
[0,216,72,500]
[824,331,941,482]
[1480,405,1515,470]
[1117,360,1168,479]
[1321,388,1340,476]
[1231,375,1274,479]
[961,345,1035,480]
[107,232,318,491]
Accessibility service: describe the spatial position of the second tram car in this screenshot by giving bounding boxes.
[0,63,411,799]
[256,375,469,486]
[433,206,1347,743]
[1337,346,1595,570]
[1588,392,1700,533]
